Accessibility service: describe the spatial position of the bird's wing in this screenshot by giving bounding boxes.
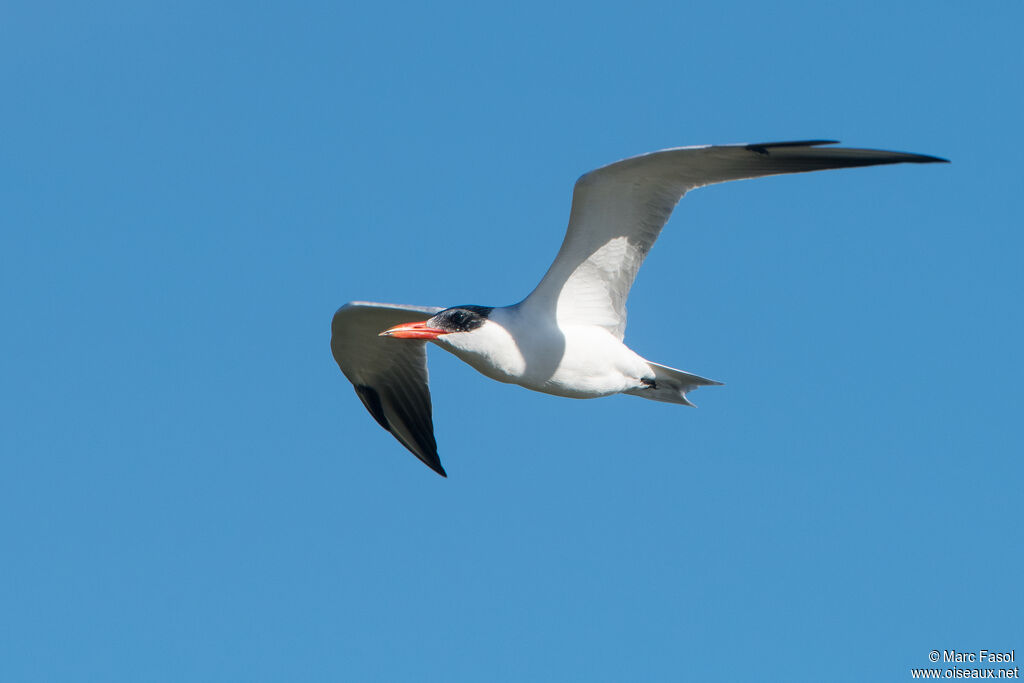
[521,140,948,339]
[331,301,446,476]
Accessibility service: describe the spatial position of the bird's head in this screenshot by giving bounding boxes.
[379,305,493,341]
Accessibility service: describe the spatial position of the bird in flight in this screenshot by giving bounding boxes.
[331,140,947,476]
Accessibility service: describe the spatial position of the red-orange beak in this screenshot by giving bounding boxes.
[379,320,449,340]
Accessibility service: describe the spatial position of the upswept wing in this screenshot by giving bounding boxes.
[522,140,948,339]
[331,301,445,476]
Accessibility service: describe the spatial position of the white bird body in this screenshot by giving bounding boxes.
[331,140,947,476]
[433,306,653,399]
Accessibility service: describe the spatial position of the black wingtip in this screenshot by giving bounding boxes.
[417,447,447,477]
[745,139,840,154]
[912,153,951,164]
[744,139,951,164]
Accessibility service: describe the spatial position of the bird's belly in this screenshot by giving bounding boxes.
[435,319,650,399]
[529,374,628,399]
[526,356,645,398]
[460,353,629,398]
[505,326,650,399]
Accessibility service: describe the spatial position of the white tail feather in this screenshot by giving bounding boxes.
[625,361,723,406]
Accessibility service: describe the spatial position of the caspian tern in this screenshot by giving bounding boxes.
[331,140,947,476]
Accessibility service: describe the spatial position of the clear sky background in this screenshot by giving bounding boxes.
[2,2,1021,681]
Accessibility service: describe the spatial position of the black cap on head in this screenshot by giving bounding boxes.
[430,306,493,333]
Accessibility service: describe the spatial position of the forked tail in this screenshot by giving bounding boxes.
[625,361,723,407]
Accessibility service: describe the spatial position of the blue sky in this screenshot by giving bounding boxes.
[2,2,1021,681]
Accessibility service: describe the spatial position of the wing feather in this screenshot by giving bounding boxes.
[331,301,446,476]
[522,141,948,338]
